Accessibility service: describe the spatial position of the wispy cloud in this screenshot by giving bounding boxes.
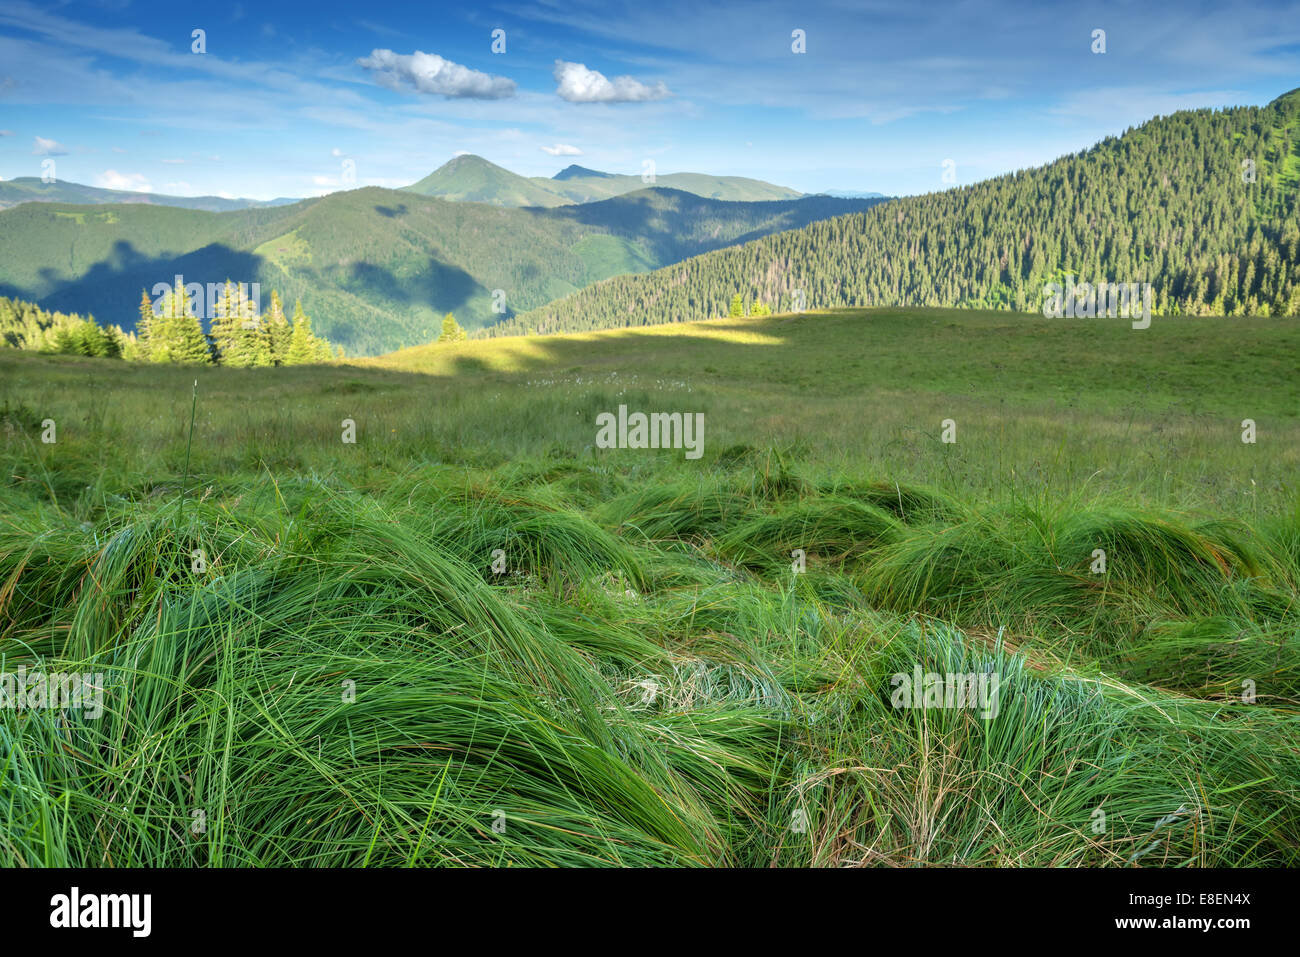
[95,169,150,191]
[541,143,582,155]
[32,135,67,155]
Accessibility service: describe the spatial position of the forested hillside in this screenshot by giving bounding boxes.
[491,89,1300,336]
[0,186,877,355]
[0,295,125,356]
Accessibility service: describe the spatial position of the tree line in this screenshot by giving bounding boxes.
[0,284,342,366]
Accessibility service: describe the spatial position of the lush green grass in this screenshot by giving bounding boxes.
[1,307,1297,866]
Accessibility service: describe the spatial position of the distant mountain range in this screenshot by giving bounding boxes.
[0,182,883,355]
[0,157,881,215]
[813,189,888,199]
[0,177,299,212]
[402,154,806,206]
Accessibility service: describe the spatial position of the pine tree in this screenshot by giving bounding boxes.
[437,312,467,342]
[728,293,745,317]
[137,290,156,360]
[286,300,318,365]
[147,289,210,365]
[209,279,241,364]
[170,289,212,365]
[246,317,273,367]
[221,285,261,367]
[264,290,290,364]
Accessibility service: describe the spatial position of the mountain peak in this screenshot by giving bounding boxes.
[438,153,501,171]
[553,165,614,181]
[404,153,570,207]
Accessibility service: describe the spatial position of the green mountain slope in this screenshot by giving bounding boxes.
[540,167,804,204]
[492,90,1300,336]
[402,154,804,206]
[0,176,297,212]
[403,155,571,207]
[0,186,881,355]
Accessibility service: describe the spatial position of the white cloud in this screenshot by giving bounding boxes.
[541,143,582,156]
[357,49,515,99]
[32,135,67,155]
[161,158,185,164]
[95,169,151,192]
[164,181,192,192]
[331,147,343,156]
[110,145,125,153]
[0,129,12,136]
[553,61,670,103]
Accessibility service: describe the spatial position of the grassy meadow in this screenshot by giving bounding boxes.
[1,306,1298,866]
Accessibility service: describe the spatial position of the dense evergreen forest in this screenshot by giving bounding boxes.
[488,90,1300,336]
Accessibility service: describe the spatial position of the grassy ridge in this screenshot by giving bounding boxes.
[1,307,1297,866]
[403,154,805,206]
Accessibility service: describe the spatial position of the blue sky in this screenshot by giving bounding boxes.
[0,0,1297,200]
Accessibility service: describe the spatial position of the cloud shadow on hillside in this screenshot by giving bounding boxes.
[0,240,268,333]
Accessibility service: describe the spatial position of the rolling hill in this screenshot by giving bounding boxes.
[0,176,299,212]
[491,88,1300,336]
[402,155,571,207]
[402,154,805,206]
[0,185,883,355]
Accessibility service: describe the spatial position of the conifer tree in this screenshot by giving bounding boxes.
[137,289,156,360]
[264,290,290,364]
[150,288,211,365]
[286,300,318,365]
[174,288,212,364]
[437,312,467,342]
[209,279,241,364]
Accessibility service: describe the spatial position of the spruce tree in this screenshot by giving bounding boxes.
[286,300,317,365]
[437,312,467,342]
[209,279,241,364]
[171,289,212,365]
[137,289,156,360]
[264,290,290,365]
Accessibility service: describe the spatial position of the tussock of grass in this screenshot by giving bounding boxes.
[3,466,1298,867]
